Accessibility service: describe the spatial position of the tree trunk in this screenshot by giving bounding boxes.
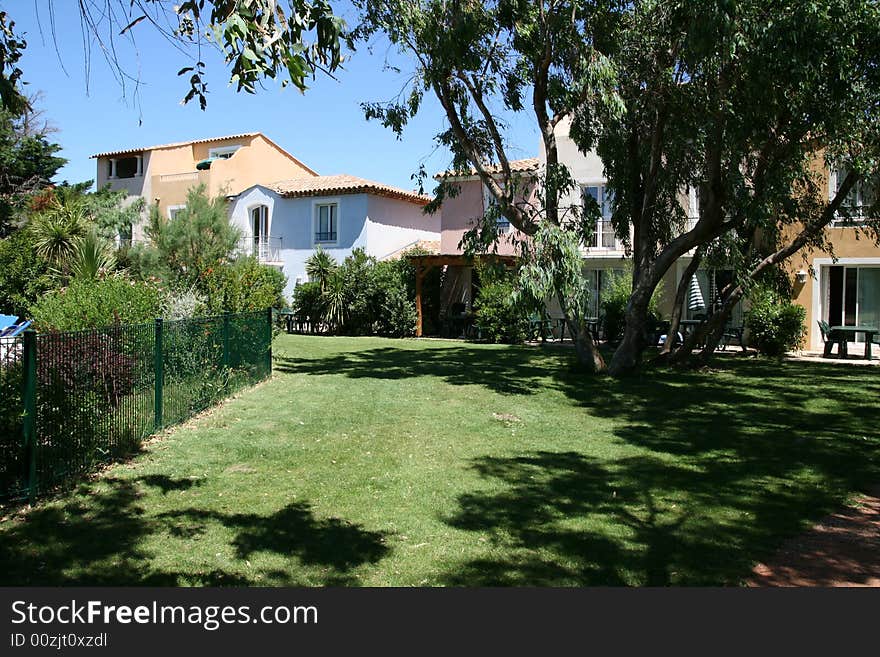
[558,294,605,373]
[607,286,652,376]
[660,252,702,356]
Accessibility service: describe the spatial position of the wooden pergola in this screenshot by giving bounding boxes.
[407,253,519,337]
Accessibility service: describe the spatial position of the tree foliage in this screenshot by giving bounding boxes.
[130,184,241,288]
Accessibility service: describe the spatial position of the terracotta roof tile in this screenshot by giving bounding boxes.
[91,132,261,159]
[269,175,431,205]
[435,157,541,179]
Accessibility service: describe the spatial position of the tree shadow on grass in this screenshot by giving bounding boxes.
[274,343,564,396]
[439,448,866,586]
[0,475,389,586]
[275,339,880,584]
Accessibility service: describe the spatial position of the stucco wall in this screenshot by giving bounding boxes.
[366,195,439,260]
[439,179,525,255]
[95,135,316,233]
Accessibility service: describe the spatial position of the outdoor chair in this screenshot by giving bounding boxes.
[818,320,848,358]
[719,325,747,352]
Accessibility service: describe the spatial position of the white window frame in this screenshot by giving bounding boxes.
[249,204,270,241]
[208,145,241,160]
[312,198,340,246]
[167,204,186,220]
[830,167,877,225]
[581,183,618,250]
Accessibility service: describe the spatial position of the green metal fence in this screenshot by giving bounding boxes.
[0,309,272,503]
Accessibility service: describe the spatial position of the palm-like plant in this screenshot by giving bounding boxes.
[305,247,338,293]
[29,191,89,272]
[68,231,116,280]
[322,272,347,333]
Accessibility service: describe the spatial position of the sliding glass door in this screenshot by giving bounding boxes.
[825,265,880,339]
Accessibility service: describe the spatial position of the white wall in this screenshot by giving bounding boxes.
[229,188,439,300]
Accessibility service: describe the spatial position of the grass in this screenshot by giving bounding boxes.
[1,334,878,586]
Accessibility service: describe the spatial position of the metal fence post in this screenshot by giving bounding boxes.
[154,318,164,430]
[266,307,273,376]
[22,329,37,505]
[222,312,231,369]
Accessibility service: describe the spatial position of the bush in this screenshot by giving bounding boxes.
[474,266,531,343]
[292,281,324,330]
[746,287,806,356]
[0,229,54,317]
[601,269,663,344]
[372,259,417,337]
[29,275,165,332]
[201,256,287,314]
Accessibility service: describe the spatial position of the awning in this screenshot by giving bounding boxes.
[688,275,706,311]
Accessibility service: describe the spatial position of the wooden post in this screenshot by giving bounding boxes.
[415,263,424,337]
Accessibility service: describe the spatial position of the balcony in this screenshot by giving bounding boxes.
[238,236,283,264]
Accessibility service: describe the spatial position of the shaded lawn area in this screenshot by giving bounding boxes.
[1,334,879,586]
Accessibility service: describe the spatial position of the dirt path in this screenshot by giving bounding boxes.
[748,487,880,587]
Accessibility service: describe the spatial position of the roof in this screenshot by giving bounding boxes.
[268,175,431,205]
[91,132,318,177]
[91,133,261,159]
[435,157,542,180]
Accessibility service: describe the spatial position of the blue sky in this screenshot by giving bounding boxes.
[9,2,538,191]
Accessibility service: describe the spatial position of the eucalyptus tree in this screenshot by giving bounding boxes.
[1,1,346,113]
[592,0,880,374]
[355,0,622,371]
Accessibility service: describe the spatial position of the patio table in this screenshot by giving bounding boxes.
[828,325,879,360]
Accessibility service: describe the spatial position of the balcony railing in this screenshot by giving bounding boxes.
[315,231,337,243]
[238,236,282,263]
[587,220,623,250]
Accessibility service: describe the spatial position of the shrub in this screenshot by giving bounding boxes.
[0,229,54,317]
[474,266,531,343]
[129,185,241,288]
[601,269,663,344]
[29,275,165,332]
[292,281,324,330]
[201,256,287,314]
[746,287,806,356]
[372,259,417,337]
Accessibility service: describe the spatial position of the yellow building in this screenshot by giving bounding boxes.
[787,167,880,353]
[91,132,317,240]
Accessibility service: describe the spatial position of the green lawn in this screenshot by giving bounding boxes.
[2,334,878,586]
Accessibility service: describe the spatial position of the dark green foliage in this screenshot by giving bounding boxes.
[474,266,532,344]
[746,287,807,357]
[0,229,53,316]
[129,185,240,289]
[0,108,66,236]
[292,281,324,330]
[299,248,418,337]
[201,256,288,314]
[29,275,165,332]
[601,270,662,344]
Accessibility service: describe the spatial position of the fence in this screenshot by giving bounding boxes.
[0,310,273,503]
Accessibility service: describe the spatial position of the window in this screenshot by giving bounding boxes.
[208,145,241,160]
[251,205,269,241]
[831,168,878,222]
[482,184,510,233]
[107,155,142,179]
[825,265,880,338]
[582,185,617,248]
[315,203,338,243]
[167,205,186,220]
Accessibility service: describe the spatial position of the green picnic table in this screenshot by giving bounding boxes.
[826,325,879,360]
